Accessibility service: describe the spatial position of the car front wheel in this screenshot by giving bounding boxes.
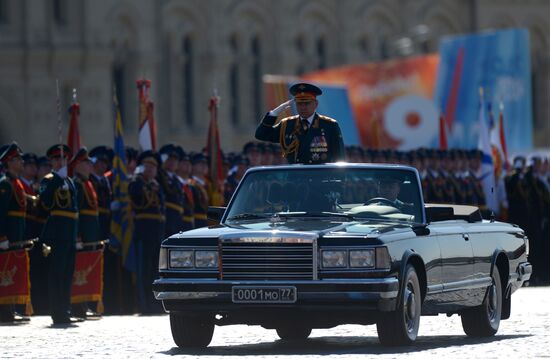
[461,266,502,337]
[169,313,215,348]
[376,264,421,346]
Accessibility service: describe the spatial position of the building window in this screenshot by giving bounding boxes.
[0,0,8,25]
[230,35,240,125]
[182,35,194,125]
[112,65,126,124]
[53,0,67,26]
[316,37,326,70]
[251,36,262,120]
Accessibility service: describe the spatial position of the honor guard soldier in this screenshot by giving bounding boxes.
[256,83,345,164]
[0,143,31,322]
[21,153,50,314]
[224,155,248,204]
[129,150,165,313]
[40,144,81,325]
[69,148,101,318]
[189,153,210,228]
[158,144,185,237]
[175,146,195,231]
[89,146,118,312]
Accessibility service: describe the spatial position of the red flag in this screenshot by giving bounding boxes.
[0,250,32,315]
[137,79,156,151]
[71,250,104,311]
[67,102,81,154]
[439,113,448,150]
[498,105,509,170]
[206,95,224,206]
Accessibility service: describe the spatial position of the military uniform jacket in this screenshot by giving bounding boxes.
[90,173,112,241]
[39,172,78,244]
[189,177,209,228]
[129,175,165,223]
[20,178,46,239]
[158,169,185,236]
[255,113,345,164]
[74,174,100,244]
[0,173,27,244]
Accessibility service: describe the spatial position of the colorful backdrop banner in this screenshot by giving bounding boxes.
[435,28,533,150]
[302,55,440,149]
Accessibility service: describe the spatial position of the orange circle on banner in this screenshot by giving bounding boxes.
[405,112,421,127]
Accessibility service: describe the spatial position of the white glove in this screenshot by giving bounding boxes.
[269,99,294,117]
[76,240,84,250]
[57,166,68,178]
[134,165,144,175]
[0,241,9,250]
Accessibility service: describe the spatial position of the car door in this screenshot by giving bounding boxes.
[430,222,475,304]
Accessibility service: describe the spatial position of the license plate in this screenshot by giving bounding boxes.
[231,286,297,303]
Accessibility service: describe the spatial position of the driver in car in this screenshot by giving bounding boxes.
[373,175,415,214]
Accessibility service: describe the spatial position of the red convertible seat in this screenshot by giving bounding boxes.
[425,204,483,223]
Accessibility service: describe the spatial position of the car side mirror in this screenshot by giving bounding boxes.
[207,206,226,224]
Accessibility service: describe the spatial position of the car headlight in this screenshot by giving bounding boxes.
[349,249,375,268]
[195,250,219,268]
[170,250,194,268]
[159,247,168,270]
[322,250,347,268]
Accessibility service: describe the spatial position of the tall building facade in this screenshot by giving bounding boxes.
[0,0,548,153]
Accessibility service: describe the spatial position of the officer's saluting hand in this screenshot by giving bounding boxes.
[255,82,345,164]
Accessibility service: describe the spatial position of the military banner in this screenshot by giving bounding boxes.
[70,250,103,304]
[0,250,32,313]
[302,55,439,149]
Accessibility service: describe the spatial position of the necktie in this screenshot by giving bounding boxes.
[301,118,309,132]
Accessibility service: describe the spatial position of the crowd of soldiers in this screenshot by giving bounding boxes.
[1,140,549,324]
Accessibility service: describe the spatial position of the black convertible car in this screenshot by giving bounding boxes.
[153,164,531,348]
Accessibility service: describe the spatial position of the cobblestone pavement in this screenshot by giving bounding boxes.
[2,286,549,359]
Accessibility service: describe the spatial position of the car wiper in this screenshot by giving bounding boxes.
[275,211,354,220]
[226,213,271,221]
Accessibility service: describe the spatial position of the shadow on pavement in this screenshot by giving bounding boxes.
[161,334,531,356]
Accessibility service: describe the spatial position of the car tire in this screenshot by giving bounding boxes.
[169,313,214,348]
[275,325,312,341]
[461,266,502,337]
[376,264,421,346]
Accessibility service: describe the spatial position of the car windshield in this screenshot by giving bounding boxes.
[225,167,423,224]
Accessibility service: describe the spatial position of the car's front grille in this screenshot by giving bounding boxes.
[221,242,314,280]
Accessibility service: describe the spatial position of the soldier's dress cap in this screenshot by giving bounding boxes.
[159,144,181,162]
[125,146,139,162]
[22,153,38,166]
[137,150,161,167]
[0,142,23,164]
[89,146,114,164]
[175,146,190,162]
[69,147,91,167]
[37,156,50,167]
[191,152,208,165]
[46,144,71,160]
[231,155,249,166]
[289,83,322,102]
[243,141,261,154]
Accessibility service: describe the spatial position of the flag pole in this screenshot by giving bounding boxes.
[55,79,65,166]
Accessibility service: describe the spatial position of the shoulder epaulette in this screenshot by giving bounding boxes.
[319,115,337,123]
[281,115,300,122]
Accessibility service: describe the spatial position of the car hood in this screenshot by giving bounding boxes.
[170,218,411,239]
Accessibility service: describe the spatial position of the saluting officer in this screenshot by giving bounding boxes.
[158,144,185,237]
[129,150,165,314]
[255,82,345,164]
[39,144,80,325]
[0,142,31,322]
